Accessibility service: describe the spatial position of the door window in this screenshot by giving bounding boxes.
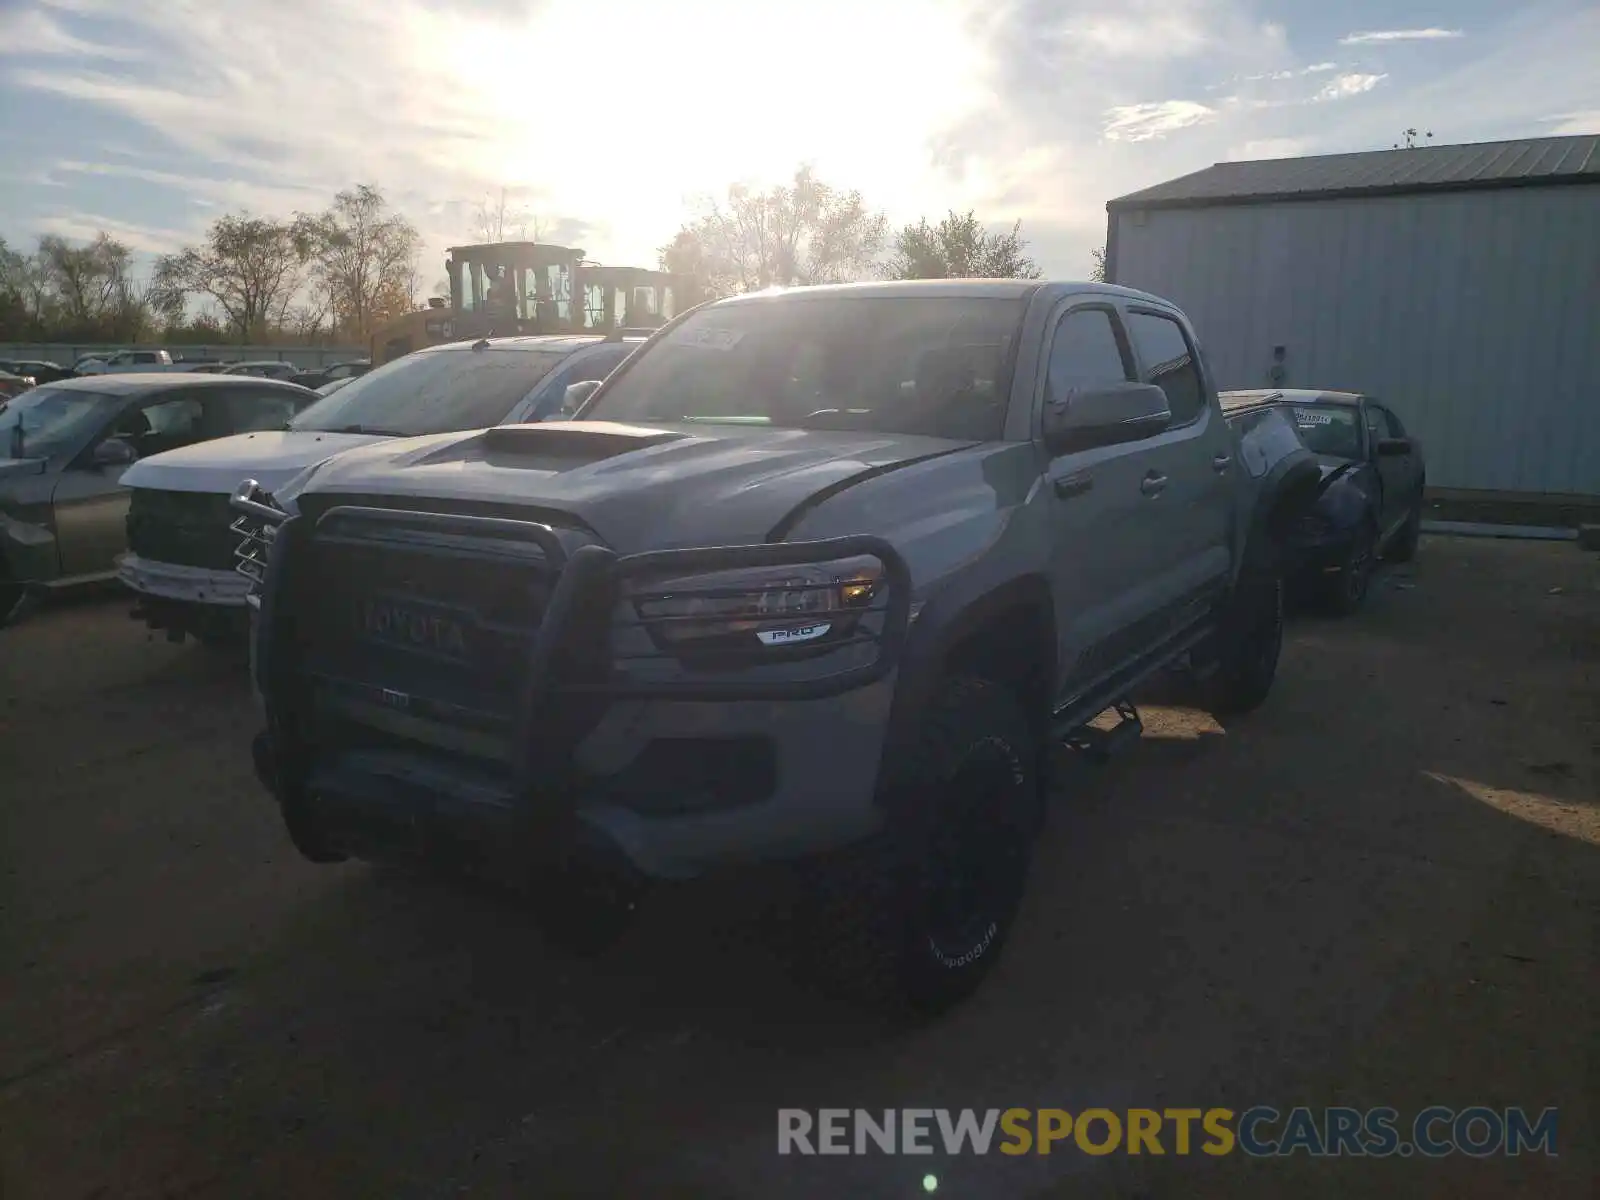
[1125,311,1205,425]
[1366,405,1395,441]
[1045,307,1132,404]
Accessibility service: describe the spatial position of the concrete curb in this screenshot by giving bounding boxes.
[1420,520,1578,542]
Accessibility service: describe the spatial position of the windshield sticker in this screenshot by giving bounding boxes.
[671,326,745,351]
[1293,408,1334,426]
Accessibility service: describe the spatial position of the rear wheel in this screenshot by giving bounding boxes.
[807,676,1040,1016]
[1203,558,1284,715]
[0,581,26,629]
[1386,501,1422,563]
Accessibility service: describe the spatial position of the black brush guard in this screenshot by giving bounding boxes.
[243,494,911,815]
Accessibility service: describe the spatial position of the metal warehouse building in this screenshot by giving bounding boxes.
[1104,135,1599,502]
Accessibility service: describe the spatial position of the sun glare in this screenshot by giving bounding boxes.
[402,0,990,260]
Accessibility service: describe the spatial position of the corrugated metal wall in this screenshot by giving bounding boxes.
[1111,186,1600,496]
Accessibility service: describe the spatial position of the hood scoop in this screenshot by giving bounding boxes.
[479,420,686,464]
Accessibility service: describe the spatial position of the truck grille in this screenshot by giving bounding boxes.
[126,489,238,570]
[291,507,571,761]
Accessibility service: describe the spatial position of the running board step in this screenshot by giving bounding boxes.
[1058,701,1143,764]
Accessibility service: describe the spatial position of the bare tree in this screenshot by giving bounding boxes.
[882,210,1042,280]
[1089,245,1107,282]
[151,214,317,342]
[473,187,546,243]
[661,164,889,297]
[37,233,134,331]
[306,185,420,338]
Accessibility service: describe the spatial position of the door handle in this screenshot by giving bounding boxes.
[1140,472,1168,496]
[1053,473,1093,499]
[1212,453,1232,473]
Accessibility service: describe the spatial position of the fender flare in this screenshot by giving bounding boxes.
[876,573,1055,801]
[1243,449,1322,570]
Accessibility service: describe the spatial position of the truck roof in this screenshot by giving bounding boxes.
[42,374,313,396]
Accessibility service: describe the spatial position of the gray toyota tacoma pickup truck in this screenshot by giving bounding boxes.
[232,280,1317,1014]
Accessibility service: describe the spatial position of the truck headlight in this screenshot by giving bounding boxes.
[630,556,882,652]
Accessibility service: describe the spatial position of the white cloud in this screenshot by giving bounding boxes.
[1339,28,1464,45]
[1316,73,1388,101]
[1103,100,1218,142]
[1542,110,1600,136]
[34,213,190,255]
[2,0,1595,288]
[8,0,994,269]
[48,159,328,217]
[0,7,140,58]
[1226,137,1312,161]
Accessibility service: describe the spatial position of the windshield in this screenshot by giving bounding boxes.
[289,347,571,437]
[0,385,120,460]
[584,296,1027,440]
[1291,404,1364,459]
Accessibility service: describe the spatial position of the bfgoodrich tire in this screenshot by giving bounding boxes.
[1203,563,1285,716]
[806,676,1040,1016]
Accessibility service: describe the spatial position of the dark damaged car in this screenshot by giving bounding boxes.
[1221,390,1425,614]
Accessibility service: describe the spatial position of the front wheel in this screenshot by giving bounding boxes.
[806,676,1040,1016]
[1324,524,1377,616]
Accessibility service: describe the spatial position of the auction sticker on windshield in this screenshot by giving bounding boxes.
[1293,408,1335,426]
[671,326,745,351]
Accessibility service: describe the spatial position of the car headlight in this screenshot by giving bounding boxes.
[629,556,883,653]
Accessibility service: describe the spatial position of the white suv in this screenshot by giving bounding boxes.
[78,349,175,374]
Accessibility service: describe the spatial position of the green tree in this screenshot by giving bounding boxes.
[151,214,317,342]
[661,164,889,297]
[1089,245,1107,282]
[883,210,1041,281]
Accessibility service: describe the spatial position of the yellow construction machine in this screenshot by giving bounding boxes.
[368,242,697,365]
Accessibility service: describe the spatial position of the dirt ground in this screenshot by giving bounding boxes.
[1,537,1595,1200]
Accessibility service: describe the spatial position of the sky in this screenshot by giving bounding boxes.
[1,0,1596,285]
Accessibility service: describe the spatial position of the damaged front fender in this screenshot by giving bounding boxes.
[0,508,60,584]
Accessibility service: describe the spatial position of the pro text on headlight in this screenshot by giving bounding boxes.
[629,555,883,652]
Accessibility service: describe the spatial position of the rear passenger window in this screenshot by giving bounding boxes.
[1045,308,1131,403]
[1126,311,1204,425]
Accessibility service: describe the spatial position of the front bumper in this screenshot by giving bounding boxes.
[1284,527,1358,585]
[238,493,912,882]
[117,552,253,606]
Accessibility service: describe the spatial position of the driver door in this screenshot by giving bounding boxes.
[52,407,143,578]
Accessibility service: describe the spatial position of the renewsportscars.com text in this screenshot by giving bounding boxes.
[777,1107,1558,1158]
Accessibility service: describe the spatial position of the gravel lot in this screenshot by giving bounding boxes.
[1,536,1595,1200]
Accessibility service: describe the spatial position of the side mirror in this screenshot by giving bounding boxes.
[92,437,137,468]
[561,379,601,415]
[1376,436,1412,457]
[1042,382,1172,455]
